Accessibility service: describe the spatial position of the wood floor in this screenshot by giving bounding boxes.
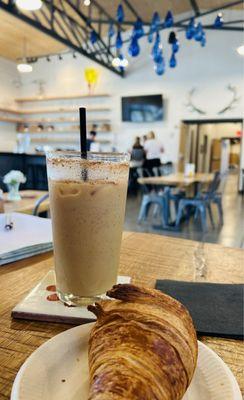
[124,172,244,249]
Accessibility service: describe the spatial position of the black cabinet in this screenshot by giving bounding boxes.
[0,153,48,191]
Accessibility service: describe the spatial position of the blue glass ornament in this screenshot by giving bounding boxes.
[128,37,140,57]
[90,30,97,44]
[185,18,195,40]
[151,31,160,59]
[116,30,123,49]
[214,13,223,28]
[108,22,115,38]
[169,52,176,68]
[194,22,203,41]
[172,40,179,53]
[201,32,206,47]
[151,11,161,32]
[148,28,154,43]
[117,4,124,23]
[168,31,176,44]
[154,60,165,76]
[133,18,144,39]
[164,10,174,28]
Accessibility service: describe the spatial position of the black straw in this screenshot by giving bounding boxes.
[79,107,87,159]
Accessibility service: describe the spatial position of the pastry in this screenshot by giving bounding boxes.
[87,284,198,400]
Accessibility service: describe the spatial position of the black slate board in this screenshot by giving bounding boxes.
[155,280,244,339]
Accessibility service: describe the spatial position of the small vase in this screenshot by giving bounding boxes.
[7,182,21,201]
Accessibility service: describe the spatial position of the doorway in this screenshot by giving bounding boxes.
[178,119,243,190]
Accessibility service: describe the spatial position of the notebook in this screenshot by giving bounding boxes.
[0,213,53,265]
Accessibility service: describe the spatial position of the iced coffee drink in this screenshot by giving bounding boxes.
[46,152,129,305]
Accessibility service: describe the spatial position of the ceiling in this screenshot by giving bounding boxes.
[0,9,64,61]
[0,0,242,63]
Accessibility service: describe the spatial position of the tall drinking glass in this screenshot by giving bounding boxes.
[46,151,130,305]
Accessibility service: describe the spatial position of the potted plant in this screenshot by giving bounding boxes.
[3,170,26,201]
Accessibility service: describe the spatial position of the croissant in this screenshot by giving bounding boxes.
[87,284,198,400]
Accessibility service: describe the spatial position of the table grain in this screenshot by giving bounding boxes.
[0,232,243,399]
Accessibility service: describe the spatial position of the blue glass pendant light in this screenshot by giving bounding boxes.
[186,17,195,40]
[201,32,206,47]
[133,18,144,39]
[172,40,179,53]
[151,31,160,59]
[214,13,224,28]
[128,36,140,57]
[164,10,174,28]
[194,22,203,41]
[90,30,97,44]
[169,52,177,68]
[117,4,124,23]
[151,11,161,31]
[108,22,115,38]
[116,29,123,49]
[148,27,154,43]
[154,59,165,75]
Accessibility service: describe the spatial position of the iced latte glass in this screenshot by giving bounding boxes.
[46,151,130,305]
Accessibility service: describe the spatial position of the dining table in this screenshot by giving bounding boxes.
[0,231,243,398]
[137,172,214,187]
[2,190,49,215]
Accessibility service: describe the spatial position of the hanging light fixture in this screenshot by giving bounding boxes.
[214,13,224,28]
[16,0,42,11]
[17,38,33,73]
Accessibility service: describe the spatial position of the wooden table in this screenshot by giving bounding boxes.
[0,232,243,398]
[138,172,214,187]
[3,190,49,214]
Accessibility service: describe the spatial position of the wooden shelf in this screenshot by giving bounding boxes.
[20,118,111,124]
[0,107,22,115]
[20,107,111,114]
[0,107,111,115]
[18,129,112,134]
[15,93,111,103]
[0,116,21,123]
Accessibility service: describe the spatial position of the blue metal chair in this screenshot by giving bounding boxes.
[175,172,222,231]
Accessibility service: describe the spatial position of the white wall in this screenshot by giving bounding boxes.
[0,57,21,151]
[0,10,243,163]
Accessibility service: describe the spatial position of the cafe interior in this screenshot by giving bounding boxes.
[0,1,243,399]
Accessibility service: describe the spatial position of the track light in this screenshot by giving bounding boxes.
[46,56,51,62]
[17,38,33,73]
[58,54,63,60]
[17,62,33,73]
[73,52,77,58]
[16,0,43,11]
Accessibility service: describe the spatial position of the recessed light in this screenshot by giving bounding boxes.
[16,0,43,11]
[236,45,244,56]
[17,62,33,73]
[84,0,91,6]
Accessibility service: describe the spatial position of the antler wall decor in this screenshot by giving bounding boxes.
[217,85,240,114]
[185,88,206,115]
[185,85,240,115]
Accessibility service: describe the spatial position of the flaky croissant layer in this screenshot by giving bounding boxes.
[87,284,198,400]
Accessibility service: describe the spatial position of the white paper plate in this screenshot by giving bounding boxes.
[11,323,242,400]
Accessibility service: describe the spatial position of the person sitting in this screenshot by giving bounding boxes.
[87,131,100,152]
[130,137,145,168]
[143,131,164,175]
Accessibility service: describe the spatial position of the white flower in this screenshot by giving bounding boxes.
[3,170,27,185]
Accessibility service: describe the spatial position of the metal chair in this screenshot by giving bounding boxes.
[175,172,222,231]
[33,193,49,216]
